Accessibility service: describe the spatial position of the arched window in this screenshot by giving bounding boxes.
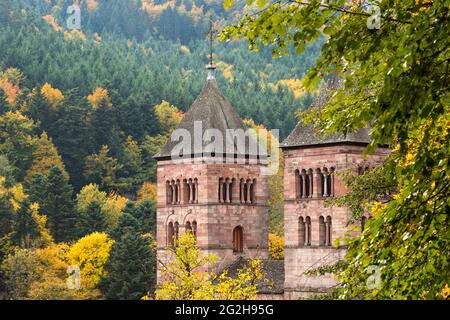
[299,217,306,247]
[315,169,323,198]
[326,216,332,246]
[193,178,198,203]
[361,216,367,231]
[329,167,335,197]
[230,178,235,203]
[174,222,179,246]
[192,221,197,239]
[233,226,244,253]
[222,178,227,202]
[319,216,326,246]
[185,221,192,233]
[183,179,189,204]
[167,222,174,247]
[244,179,250,203]
[251,179,256,203]
[305,216,311,246]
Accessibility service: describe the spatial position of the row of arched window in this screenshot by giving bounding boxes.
[167,220,197,246]
[298,216,332,247]
[166,179,198,205]
[218,178,256,204]
[295,167,335,200]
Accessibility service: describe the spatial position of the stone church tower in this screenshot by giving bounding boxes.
[281,75,389,299]
[154,66,269,283]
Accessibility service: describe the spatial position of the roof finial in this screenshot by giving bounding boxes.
[207,19,216,80]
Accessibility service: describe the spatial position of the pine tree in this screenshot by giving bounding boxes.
[0,89,9,114]
[28,166,77,242]
[24,132,68,184]
[110,212,140,240]
[78,200,108,237]
[102,231,155,300]
[117,201,156,236]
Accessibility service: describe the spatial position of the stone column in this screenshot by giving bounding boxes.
[224,180,229,203]
[194,179,198,203]
[171,183,176,204]
[218,180,223,203]
[325,220,330,246]
[314,171,321,198]
[189,182,193,204]
[246,181,252,204]
[323,174,329,197]
[240,181,244,203]
[301,172,307,198]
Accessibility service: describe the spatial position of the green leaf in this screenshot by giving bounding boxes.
[224,0,234,10]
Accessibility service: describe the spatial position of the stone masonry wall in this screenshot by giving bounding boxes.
[156,157,269,283]
[283,144,389,298]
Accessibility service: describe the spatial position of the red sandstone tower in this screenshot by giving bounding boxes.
[154,66,269,283]
[281,76,389,299]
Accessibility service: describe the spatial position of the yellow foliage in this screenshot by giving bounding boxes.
[64,29,87,41]
[102,192,128,228]
[216,61,234,81]
[154,100,183,133]
[277,79,304,98]
[67,232,114,289]
[180,45,191,55]
[151,232,266,300]
[76,183,107,212]
[142,0,174,15]
[28,243,103,300]
[441,284,450,300]
[9,184,27,212]
[30,202,54,247]
[137,182,157,203]
[43,15,64,32]
[87,87,111,109]
[35,243,70,276]
[25,132,68,183]
[268,233,284,260]
[0,67,24,86]
[41,83,64,108]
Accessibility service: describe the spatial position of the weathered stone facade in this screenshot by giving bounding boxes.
[155,68,269,284]
[282,144,389,299]
[156,157,269,282]
[155,68,390,299]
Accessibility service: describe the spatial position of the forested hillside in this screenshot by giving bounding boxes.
[0,0,322,299]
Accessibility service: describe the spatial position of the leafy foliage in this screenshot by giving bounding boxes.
[151,232,266,300]
[222,0,450,299]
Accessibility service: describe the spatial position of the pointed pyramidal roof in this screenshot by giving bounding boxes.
[281,73,370,149]
[155,67,256,160]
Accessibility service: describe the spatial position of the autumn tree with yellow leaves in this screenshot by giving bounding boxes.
[150,232,266,300]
